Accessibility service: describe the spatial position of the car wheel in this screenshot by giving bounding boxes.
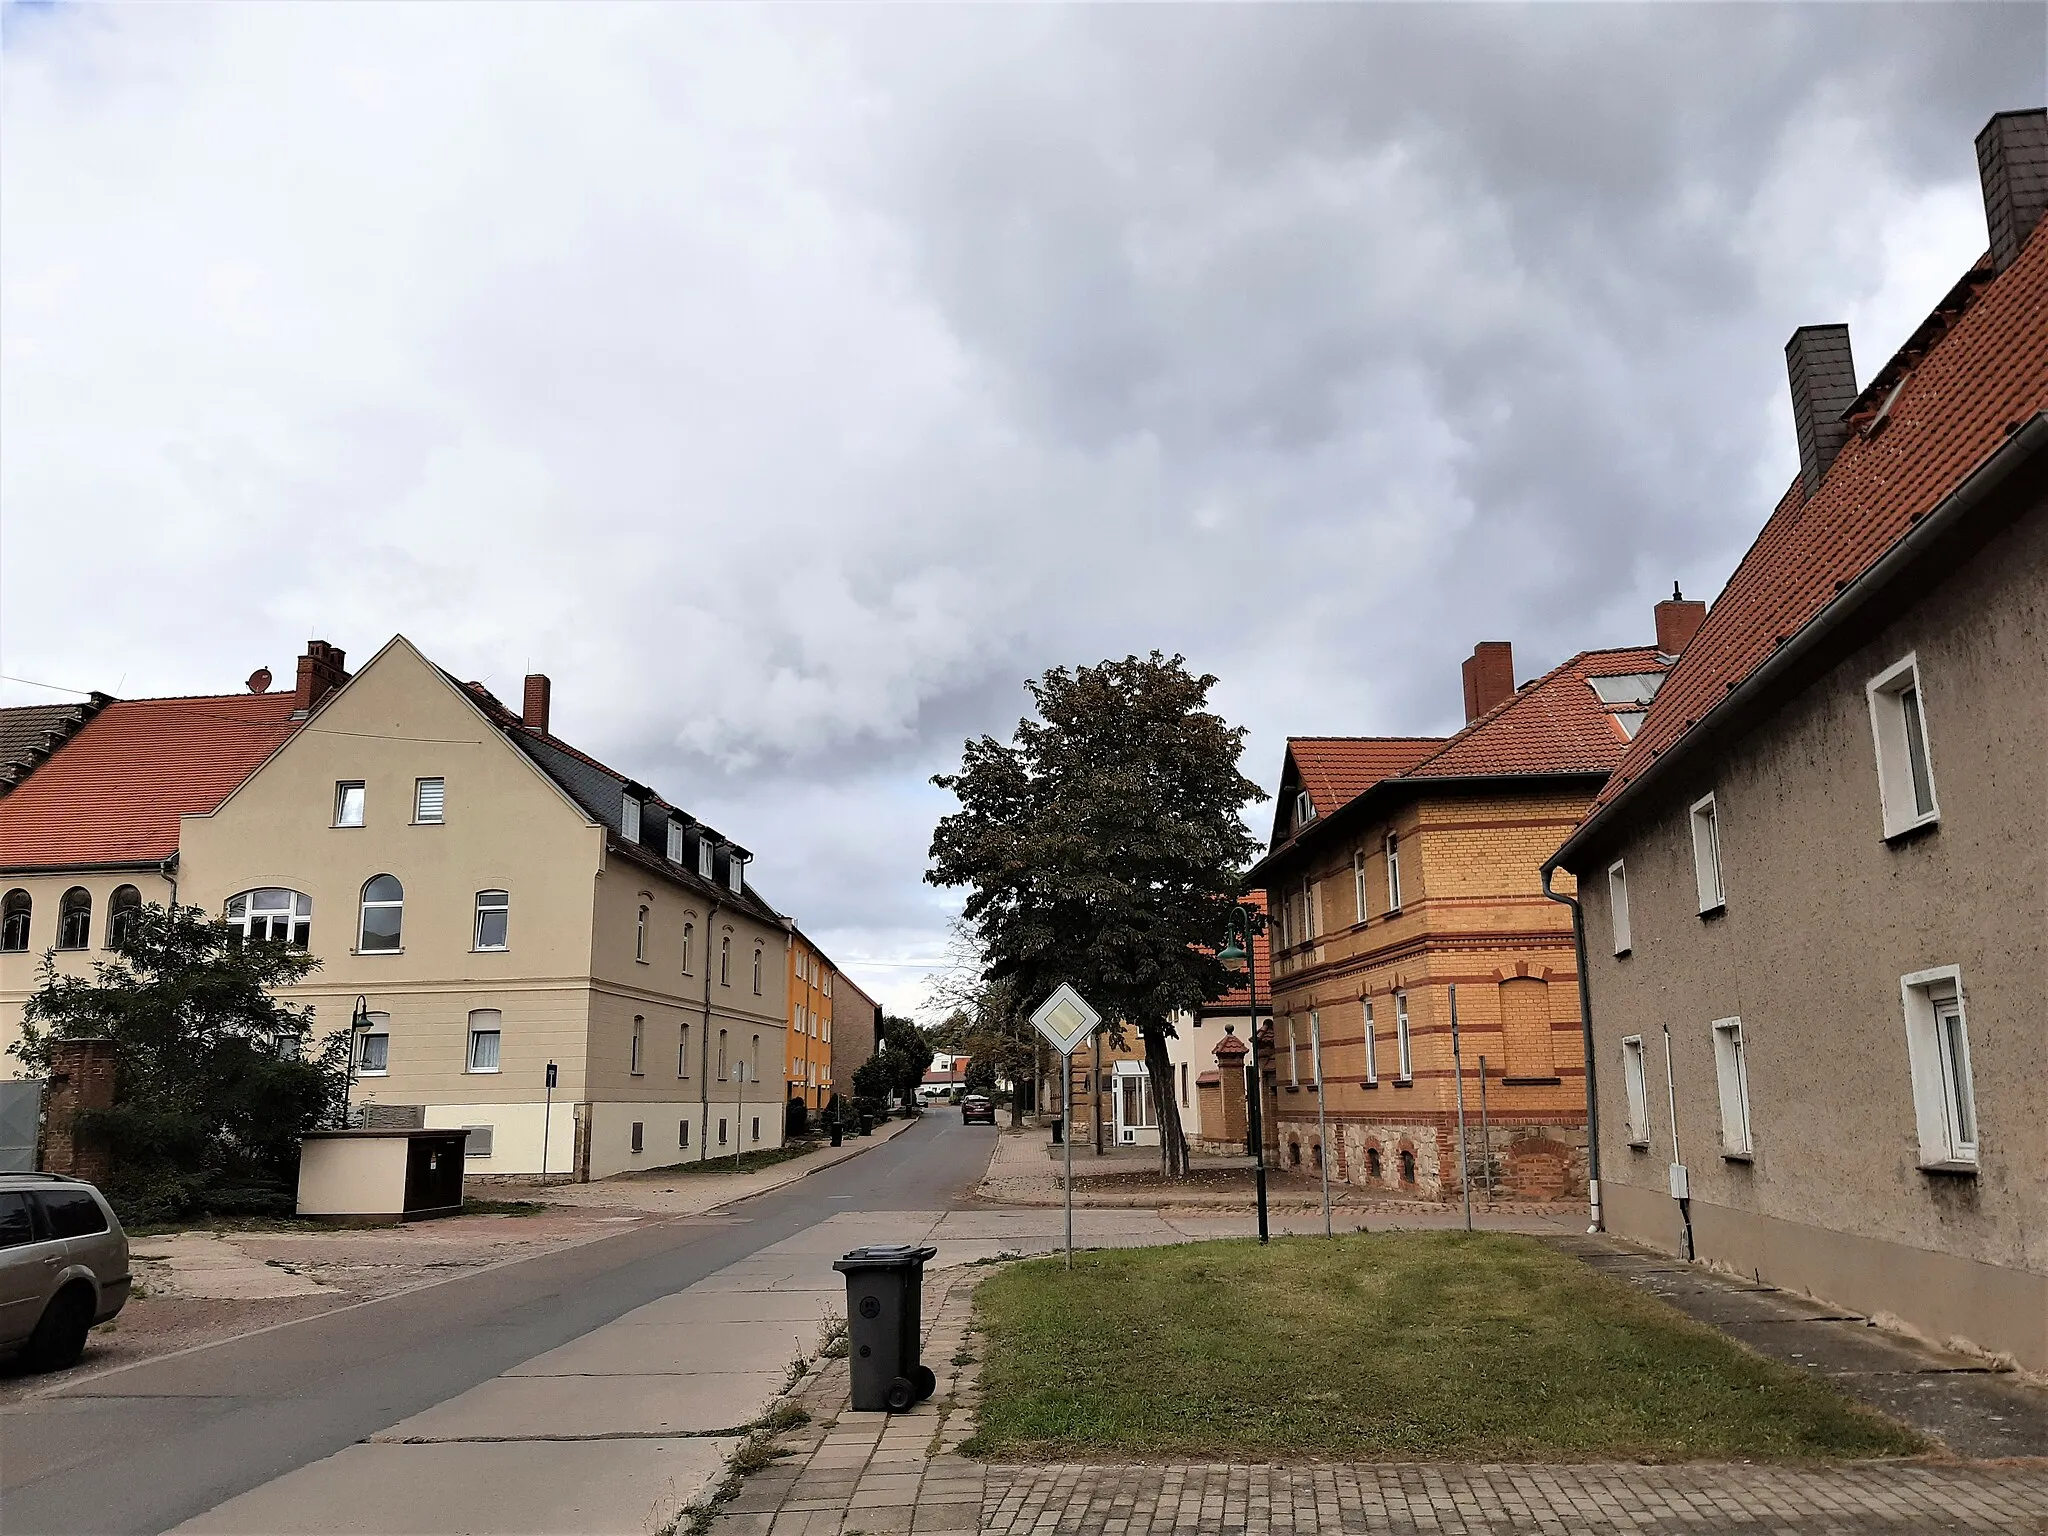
[23,1286,94,1373]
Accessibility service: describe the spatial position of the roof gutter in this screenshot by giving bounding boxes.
[1550,410,2048,876]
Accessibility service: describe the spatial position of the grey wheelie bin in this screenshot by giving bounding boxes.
[833,1243,939,1412]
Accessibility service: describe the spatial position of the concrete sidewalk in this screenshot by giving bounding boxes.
[534,1117,919,1217]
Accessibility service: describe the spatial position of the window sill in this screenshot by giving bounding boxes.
[411,821,444,828]
[357,1070,389,1078]
[1919,1157,1978,1176]
[54,946,89,954]
[1613,946,1632,959]
[1627,1138,1651,1151]
[1393,1077,1414,1088]
[1721,1149,1754,1163]
[332,824,364,831]
[353,948,405,957]
[465,1068,500,1075]
[473,946,509,954]
[1882,815,1940,845]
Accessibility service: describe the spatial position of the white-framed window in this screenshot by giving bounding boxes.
[357,1012,390,1074]
[1711,1016,1752,1157]
[823,971,831,998]
[753,946,764,995]
[227,888,312,949]
[1286,1017,1299,1086]
[1690,794,1725,913]
[678,1023,691,1078]
[1900,966,1977,1170]
[1308,1010,1321,1086]
[682,920,694,973]
[621,794,642,843]
[1621,1035,1651,1145]
[720,935,730,986]
[698,839,716,880]
[108,884,142,948]
[358,875,403,952]
[667,819,687,863]
[631,1015,645,1075]
[1395,991,1412,1081]
[1608,860,1632,956]
[1353,851,1367,923]
[635,904,649,963]
[1866,655,1940,838]
[335,781,366,827]
[716,1030,728,1079]
[1363,1000,1377,1085]
[474,889,509,951]
[1295,789,1315,829]
[1385,833,1402,911]
[466,1010,502,1073]
[414,777,445,824]
[728,854,745,893]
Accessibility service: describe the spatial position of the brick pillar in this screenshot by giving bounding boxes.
[42,1038,118,1181]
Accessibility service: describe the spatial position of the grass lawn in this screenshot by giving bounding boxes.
[620,1140,820,1179]
[965,1233,1925,1463]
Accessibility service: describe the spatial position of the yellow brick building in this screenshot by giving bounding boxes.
[1250,614,1700,1200]
[785,931,837,1115]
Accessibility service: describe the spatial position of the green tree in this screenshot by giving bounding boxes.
[854,1014,934,1111]
[927,942,1041,1127]
[11,902,351,1222]
[928,652,1264,1176]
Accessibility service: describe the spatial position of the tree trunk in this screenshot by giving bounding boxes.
[1141,1023,1191,1179]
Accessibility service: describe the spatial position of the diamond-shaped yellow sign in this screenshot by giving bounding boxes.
[1030,983,1101,1055]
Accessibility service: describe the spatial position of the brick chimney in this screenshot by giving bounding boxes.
[1461,641,1515,723]
[1977,108,2048,275]
[1654,583,1707,655]
[1785,324,1858,499]
[522,673,552,734]
[292,641,350,718]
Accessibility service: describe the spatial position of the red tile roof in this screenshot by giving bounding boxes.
[1287,738,1443,816]
[1407,646,1667,780]
[1587,222,2048,820]
[1206,890,1271,1013]
[0,693,301,870]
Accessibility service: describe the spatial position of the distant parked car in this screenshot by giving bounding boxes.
[961,1095,996,1125]
[0,1174,131,1372]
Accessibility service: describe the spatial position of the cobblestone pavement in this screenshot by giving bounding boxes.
[716,1259,2048,1536]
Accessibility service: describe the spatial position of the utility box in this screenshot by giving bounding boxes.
[298,1128,469,1221]
[833,1243,938,1412]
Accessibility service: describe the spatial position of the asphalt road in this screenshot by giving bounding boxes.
[0,1114,996,1536]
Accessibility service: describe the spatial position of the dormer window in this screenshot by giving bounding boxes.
[667,819,687,863]
[620,793,641,843]
[1294,790,1315,830]
[698,838,716,881]
[728,853,745,894]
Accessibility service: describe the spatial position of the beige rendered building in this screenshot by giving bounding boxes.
[1550,111,2048,1370]
[166,636,791,1180]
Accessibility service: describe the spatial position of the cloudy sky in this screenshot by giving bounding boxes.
[3,3,2039,1011]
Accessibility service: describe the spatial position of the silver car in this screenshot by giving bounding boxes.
[0,1174,131,1372]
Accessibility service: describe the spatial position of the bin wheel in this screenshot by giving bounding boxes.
[912,1364,937,1401]
[884,1376,918,1413]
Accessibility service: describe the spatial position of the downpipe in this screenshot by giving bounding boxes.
[1541,864,1602,1234]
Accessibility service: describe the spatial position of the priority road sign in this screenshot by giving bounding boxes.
[1030,983,1101,1056]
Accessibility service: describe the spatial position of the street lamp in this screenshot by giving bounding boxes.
[340,994,370,1129]
[1217,904,1270,1245]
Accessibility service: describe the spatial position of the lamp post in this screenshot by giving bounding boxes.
[340,994,369,1129]
[1217,904,1270,1245]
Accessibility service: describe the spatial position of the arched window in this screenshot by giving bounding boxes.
[107,885,143,948]
[226,889,312,948]
[57,888,92,950]
[474,890,509,951]
[358,875,404,952]
[1,890,30,952]
[752,946,763,995]
[681,919,695,974]
[635,904,649,962]
[720,935,730,987]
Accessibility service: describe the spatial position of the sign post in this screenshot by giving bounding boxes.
[734,1061,748,1171]
[1030,983,1101,1271]
[543,1059,558,1177]
[1450,984,1472,1233]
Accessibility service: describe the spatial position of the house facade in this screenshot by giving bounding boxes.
[785,932,838,1116]
[1250,622,1695,1199]
[1550,109,2048,1371]
[830,970,879,1098]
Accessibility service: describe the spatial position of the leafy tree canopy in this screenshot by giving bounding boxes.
[12,902,350,1222]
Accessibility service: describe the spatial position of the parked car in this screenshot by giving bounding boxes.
[0,1174,131,1372]
[961,1095,996,1126]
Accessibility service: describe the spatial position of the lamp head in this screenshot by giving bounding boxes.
[1217,935,1248,972]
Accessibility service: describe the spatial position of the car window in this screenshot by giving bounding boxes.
[38,1188,111,1239]
[0,1192,34,1248]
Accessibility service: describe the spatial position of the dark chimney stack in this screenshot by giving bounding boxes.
[1461,641,1515,723]
[1977,108,2048,275]
[522,673,552,735]
[1785,324,1857,499]
[292,641,349,718]
[1654,583,1707,655]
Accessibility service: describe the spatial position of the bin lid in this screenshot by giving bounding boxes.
[832,1243,938,1272]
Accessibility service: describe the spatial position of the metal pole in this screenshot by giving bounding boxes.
[1661,1023,1694,1260]
[1312,1012,1331,1238]
[542,1061,555,1177]
[1478,1053,1492,1202]
[735,1063,745,1170]
[1063,1047,1074,1269]
[1450,985,1472,1232]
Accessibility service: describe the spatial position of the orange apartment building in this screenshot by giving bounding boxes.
[785,930,837,1115]
[1249,608,1701,1200]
